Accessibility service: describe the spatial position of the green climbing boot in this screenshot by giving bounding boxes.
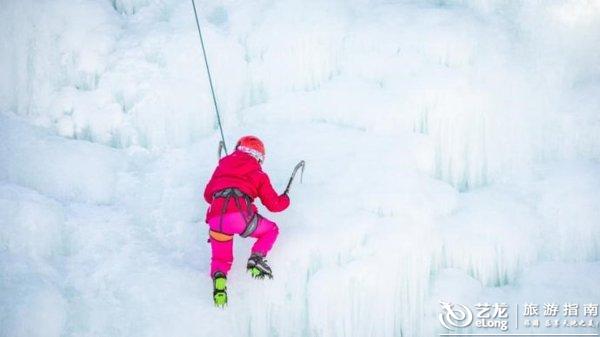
[246,253,273,279]
[212,272,227,307]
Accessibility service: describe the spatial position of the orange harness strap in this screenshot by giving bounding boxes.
[209,230,233,242]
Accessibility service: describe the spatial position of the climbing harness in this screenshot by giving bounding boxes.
[191,0,228,155]
[211,188,260,238]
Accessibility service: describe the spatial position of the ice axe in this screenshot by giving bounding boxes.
[284,160,305,195]
[217,141,225,160]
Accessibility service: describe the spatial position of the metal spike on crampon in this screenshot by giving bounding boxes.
[248,266,273,279]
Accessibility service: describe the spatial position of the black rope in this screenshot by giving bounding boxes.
[191,0,228,155]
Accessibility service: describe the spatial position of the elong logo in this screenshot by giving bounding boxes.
[439,301,474,330]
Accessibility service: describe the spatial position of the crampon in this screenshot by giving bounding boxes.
[247,253,273,279]
[212,272,227,307]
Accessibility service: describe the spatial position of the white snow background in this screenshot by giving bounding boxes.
[1,0,599,336]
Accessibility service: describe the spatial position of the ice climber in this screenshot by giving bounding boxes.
[203,135,290,306]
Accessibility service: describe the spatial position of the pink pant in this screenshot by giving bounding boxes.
[207,212,279,276]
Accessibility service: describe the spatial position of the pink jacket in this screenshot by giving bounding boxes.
[204,150,290,220]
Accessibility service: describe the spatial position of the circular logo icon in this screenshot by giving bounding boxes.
[439,301,474,330]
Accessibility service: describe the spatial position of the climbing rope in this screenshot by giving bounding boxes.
[190,2,306,186]
[191,0,228,155]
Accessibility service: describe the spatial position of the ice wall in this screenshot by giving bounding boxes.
[1,1,600,337]
[0,0,247,149]
[1,112,597,337]
[2,0,598,188]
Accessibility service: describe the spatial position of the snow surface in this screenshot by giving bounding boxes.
[1,1,600,336]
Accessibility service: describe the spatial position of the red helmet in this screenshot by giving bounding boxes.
[236,135,265,163]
